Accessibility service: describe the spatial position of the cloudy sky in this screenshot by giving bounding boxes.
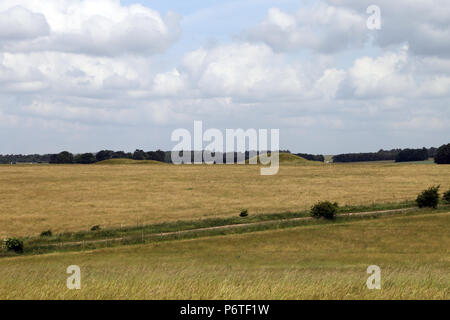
[0,0,449,154]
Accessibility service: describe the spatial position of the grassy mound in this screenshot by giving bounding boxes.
[248,152,323,165]
[95,158,164,165]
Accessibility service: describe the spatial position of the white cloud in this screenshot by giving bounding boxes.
[315,68,346,99]
[152,69,185,96]
[180,43,310,100]
[390,117,448,131]
[2,40,449,132]
[0,6,50,40]
[341,46,415,98]
[243,5,367,53]
[244,0,450,59]
[281,115,344,129]
[325,0,450,57]
[337,46,450,100]
[418,76,450,98]
[0,0,181,56]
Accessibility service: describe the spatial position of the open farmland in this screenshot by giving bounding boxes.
[0,211,448,299]
[1,159,450,238]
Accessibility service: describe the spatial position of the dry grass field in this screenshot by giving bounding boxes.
[1,160,450,238]
[0,212,448,299]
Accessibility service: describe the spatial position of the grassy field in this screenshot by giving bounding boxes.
[7,204,432,257]
[95,159,164,165]
[1,159,450,237]
[0,211,448,299]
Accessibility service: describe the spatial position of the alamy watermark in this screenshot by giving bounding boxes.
[66,265,81,290]
[171,121,280,175]
[367,5,381,30]
[366,265,381,290]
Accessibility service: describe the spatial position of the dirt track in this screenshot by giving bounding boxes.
[44,207,418,248]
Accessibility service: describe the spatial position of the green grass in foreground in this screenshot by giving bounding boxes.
[0,211,448,299]
[2,201,447,257]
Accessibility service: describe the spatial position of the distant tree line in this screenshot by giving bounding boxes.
[172,150,325,163]
[0,154,51,164]
[48,149,170,164]
[395,148,429,162]
[10,149,324,164]
[3,144,449,165]
[295,153,325,162]
[332,147,438,163]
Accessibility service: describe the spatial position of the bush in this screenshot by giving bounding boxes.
[443,189,450,203]
[40,230,52,237]
[416,186,440,208]
[90,225,101,231]
[311,201,338,220]
[434,143,450,164]
[4,238,24,253]
[240,209,249,217]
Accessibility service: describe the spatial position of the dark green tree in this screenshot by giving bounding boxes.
[395,148,429,162]
[295,153,325,162]
[74,153,97,164]
[146,150,166,162]
[434,143,450,164]
[111,151,127,159]
[132,149,147,160]
[96,150,114,162]
[49,151,74,164]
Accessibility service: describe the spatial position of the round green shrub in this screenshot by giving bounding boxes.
[91,225,101,231]
[443,189,450,203]
[311,201,338,220]
[240,209,249,217]
[40,230,52,237]
[416,186,440,208]
[5,238,24,253]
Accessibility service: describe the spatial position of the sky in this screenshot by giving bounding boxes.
[0,0,449,154]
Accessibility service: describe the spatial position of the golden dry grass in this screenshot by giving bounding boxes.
[1,162,449,237]
[0,212,448,299]
[95,159,163,165]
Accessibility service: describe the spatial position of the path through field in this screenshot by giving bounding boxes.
[43,207,417,248]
